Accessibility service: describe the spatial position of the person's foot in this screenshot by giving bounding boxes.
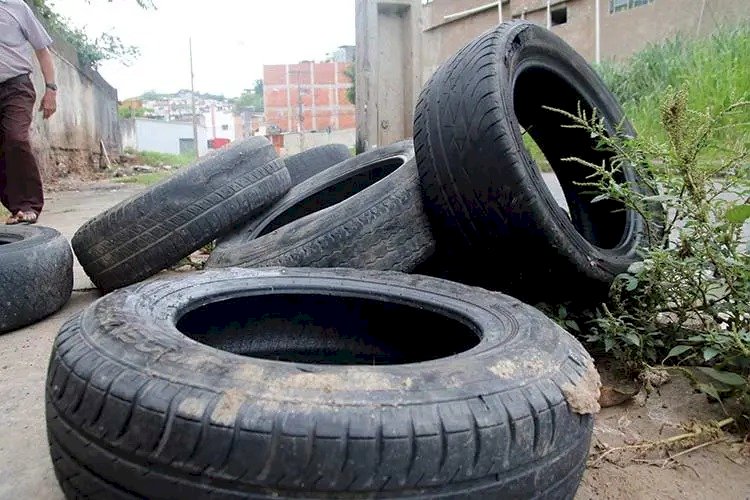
[5,211,38,225]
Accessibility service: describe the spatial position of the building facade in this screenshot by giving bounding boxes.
[121,118,208,157]
[355,0,750,150]
[263,61,356,133]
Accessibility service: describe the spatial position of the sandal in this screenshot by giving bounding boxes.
[9,211,38,224]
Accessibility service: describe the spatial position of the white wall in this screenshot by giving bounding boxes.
[27,3,120,177]
[126,119,208,156]
[202,109,236,141]
[282,128,356,156]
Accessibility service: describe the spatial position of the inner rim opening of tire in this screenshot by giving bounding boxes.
[177,292,479,365]
[258,157,404,237]
[513,63,628,250]
[0,236,20,245]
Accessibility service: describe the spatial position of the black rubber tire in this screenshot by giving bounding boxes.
[285,144,351,185]
[414,21,659,304]
[46,267,599,499]
[212,140,414,258]
[0,225,73,333]
[207,157,435,272]
[70,137,291,291]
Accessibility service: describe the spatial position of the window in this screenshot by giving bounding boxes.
[610,0,653,13]
[550,6,567,26]
[221,124,229,131]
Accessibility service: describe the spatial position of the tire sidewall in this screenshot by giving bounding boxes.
[76,268,592,407]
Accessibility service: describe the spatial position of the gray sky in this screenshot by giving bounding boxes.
[53,0,356,99]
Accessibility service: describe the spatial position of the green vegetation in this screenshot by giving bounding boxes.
[31,0,147,68]
[125,149,194,168]
[232,80,264,112]
[117,105,154,118]
[344,63,355,105]
[598,24,750,146]
[549,88,749,421]
[115,172,171,186]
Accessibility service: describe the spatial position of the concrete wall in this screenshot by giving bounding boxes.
[281,128,356,156]
[511,0,749,61]
[25,2,120,179]
[356,0,750,149]
[121,118,208,156]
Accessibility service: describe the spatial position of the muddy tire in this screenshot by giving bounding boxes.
[211,140,414,259]
[71,137,291,291]
[414,21,659,304]
[0,225,73,333]
[46,268,597,499]
[207,157,434,272]
[285,144,351,185]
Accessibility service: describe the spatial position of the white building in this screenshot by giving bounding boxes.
[203,105,236,142]
[121,118,209,156]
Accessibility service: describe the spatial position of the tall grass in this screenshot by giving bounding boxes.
[598,24,750,144]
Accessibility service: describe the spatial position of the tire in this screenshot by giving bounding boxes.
[414,21,659,304]
[207,157,435,272]
[285,144,351,185]
[46,267,599,499]
[0,225,73,333]
[71,137,291,291]
[212,140,414,258]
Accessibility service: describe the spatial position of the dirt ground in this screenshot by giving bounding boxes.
[0,181,748,499]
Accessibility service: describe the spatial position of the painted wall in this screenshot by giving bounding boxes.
[281,128,356,156]
[25,1,120,179]
[356,0,750,149]
[121,118,208,157]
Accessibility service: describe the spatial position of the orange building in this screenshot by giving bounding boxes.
[263,61,355,133]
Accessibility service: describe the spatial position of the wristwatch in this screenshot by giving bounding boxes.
[45,83,58,91]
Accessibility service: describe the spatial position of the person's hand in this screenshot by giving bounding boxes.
[40,89,57,119]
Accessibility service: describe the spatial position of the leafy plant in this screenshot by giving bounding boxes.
[549,89,750,419]
[31,0,141,68]
[343,63,355,105]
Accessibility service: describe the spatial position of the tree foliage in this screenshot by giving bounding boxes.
[30,0,144,68]
[344,63,355,105]
[233,80,264,112]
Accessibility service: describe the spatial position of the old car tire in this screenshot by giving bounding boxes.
[285,144,351,185]
[71,137,291,291]
[212,140,414,258]
[414,21,659,304]
[207,157,434,272]
[46,267,599,499]
[0,225,73,333]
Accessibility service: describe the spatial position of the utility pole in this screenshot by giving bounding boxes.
[594,0,601,64]
[189,37,199,159]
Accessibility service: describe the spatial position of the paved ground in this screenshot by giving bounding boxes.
[0,182,139,500]
[0,177,747,499]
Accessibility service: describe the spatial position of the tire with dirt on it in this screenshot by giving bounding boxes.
[210,140,415,263]
[0,225,72,333]
[207,156,435,272]
[46,267,600,499]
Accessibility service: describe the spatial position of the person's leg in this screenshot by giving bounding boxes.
[0,135,10,214]
[1,76,44,222]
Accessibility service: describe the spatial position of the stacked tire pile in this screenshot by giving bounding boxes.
[37,23,659,499]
